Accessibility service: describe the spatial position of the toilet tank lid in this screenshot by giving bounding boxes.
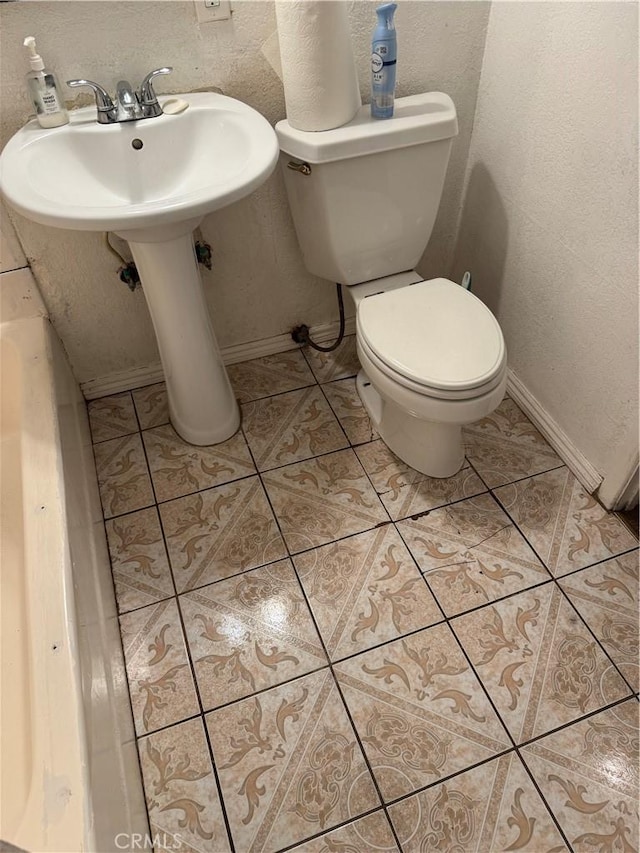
[275,92,458,164]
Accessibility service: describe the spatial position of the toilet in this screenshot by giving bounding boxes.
[276,92,507,478]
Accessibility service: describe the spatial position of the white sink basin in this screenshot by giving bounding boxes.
[0,91,279,447]
[0,92,278,233]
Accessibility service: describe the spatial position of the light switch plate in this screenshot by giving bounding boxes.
[194,0,231,24]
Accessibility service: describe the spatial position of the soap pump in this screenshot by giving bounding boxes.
[371,3,398,119]
[23,36,69,128]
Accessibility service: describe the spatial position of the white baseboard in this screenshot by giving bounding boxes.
[80,316,356,400]
[507,368,603,494]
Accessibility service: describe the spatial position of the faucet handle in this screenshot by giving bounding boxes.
[66,79,115,113]
[138,67,173,105]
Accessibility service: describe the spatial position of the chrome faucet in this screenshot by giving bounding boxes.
[66,67,173,124]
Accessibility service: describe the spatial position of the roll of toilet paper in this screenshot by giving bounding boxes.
[275,0,362,132]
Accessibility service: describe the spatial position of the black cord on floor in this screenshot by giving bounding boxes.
[291,283,346,353]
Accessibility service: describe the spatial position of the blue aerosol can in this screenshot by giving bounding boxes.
[371,2,398,119]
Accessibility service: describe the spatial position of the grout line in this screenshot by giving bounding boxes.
[479,462,567,490]
[512,749,576,852]
[273,805,392,853]
[135,711,203,741]
[275,518,395,560]
[198,661,331,716]
[253,441,377,480]
[415,573,555,622]
[370,746,516,811]
[324,614,447,667]
[463,441,567,492]
[514,691,636,752]
[237,379,318,406]
[545,544,639,582]
[316,376,377,448]
[142,460,258,507]
[89,426,140,445]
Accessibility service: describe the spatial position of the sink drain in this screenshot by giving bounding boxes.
[131,138,143,150]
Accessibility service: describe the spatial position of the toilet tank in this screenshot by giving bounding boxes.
[276,93,458,286]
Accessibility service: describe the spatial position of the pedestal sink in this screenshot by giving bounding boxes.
[0,93,279,444]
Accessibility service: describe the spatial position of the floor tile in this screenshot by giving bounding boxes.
[102,376,639,853]
[494,467,638,577]
[105,507,174,613]
[322,378,378,445]
[242,385,348,472]
[94,433,155,519]
[132,382,169,430]
[464,397,563,488]
[452,583,631,744]
[160,475,287,592]
[262,449,389,554]
[227,349,316,403]
[180,560,327,710]
[88,391,138,443]
[521,699,639,851]
[357,440,486,521]
[143,423,256,502]
[303,335,361,383]
[138,716,231,852]
[295,526,441,661]
[288,811,399,852]
[206,669,379,852]
[397,493,550,617]
[559,550,639,691]
[388,751,568,852]
[119,598,199,735]
[334,623,511,801]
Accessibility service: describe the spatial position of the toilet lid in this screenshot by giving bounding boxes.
[357,278,505,391]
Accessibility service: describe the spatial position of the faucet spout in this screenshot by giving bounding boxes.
[116,80,141,119]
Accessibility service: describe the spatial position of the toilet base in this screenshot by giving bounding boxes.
[356,370,465,478]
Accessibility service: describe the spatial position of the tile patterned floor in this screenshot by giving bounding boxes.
[90,338,638,852]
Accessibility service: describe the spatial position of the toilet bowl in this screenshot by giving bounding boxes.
[276,92,507,478]
[352,274,507,477]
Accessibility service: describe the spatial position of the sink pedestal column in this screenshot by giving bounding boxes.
[124,226,239,446]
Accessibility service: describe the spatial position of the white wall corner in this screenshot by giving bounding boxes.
[506,368,603,495]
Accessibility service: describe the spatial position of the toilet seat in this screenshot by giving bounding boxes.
[356,278,506,400]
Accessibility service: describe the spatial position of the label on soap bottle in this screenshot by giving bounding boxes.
[38,83,62,115]
[29,73,64,116]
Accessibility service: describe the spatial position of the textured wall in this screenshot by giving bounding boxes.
[452,2,638,489]
[0,0,489,383]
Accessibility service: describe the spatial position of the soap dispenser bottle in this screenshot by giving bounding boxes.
[23,36,69,128]
[371,3,398,119]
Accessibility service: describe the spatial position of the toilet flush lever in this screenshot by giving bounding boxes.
[287,160,312,176]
